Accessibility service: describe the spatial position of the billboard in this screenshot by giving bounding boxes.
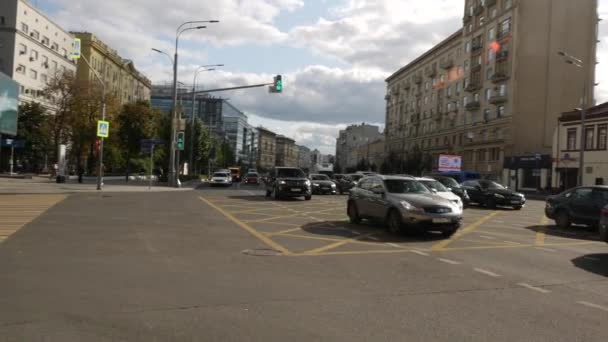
[438,154,462,172]
[0,72,18,136]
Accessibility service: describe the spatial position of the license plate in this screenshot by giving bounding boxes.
[291,188,301,192]
[433,218,451,224]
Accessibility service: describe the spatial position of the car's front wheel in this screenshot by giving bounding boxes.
[347,202,361,224]
[386,209,403,234]
[599,223,608,243]
[555,210,571,229]
[304,195,312,201]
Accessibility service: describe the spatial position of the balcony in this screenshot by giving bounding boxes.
[439,58,454,70]
[490,72,509,83]
[425,66,437,78]
[471,42,484,54]
[489,94,507,105]
[497,30,511,41]
[464,83,481,92]
[413,74,423,84]
[485,0,497,7]
[403,82,411,90]
[465,101,481,111]
[496,50,509,61]
[471,63,482,71]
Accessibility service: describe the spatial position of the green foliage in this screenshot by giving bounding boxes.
[14,102,51,172]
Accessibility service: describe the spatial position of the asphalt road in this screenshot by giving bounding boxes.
[0,185,607,341]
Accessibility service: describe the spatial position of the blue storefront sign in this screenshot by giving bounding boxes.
[0,72,19,136]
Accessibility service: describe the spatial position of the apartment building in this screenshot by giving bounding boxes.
[73,32,151,105]
[0,0,77,109]
[385,0,598,189]
[298,145,312,171]
[357,136,386,170]
[257,127,277,172]
[551,102,608,189]
[275,135,298,167]
[335,123,383,171]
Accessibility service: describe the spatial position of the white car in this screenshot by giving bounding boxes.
[210,172,232,187]
[416,177,463,210]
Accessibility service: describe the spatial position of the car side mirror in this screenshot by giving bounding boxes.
[431,188,438,194]
[447,187,452,191]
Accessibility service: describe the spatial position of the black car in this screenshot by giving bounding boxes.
[545,186,608,229]
[310,174,337,195]
[265,167,312,200]
[461,179,525,209]
[429,175,471,207]
[336,174,364,194]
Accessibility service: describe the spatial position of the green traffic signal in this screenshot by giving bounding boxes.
[176,131,185,150]
[274,75,282,92]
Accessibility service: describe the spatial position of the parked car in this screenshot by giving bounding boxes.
[210,172,232,187]
[243,172,260,185]
[310,174,337,195]
[265,167,312,200]
[461,179,525,209]
[430,171,480,184]
[600,205,608,243]
[416,177,463,210]
[336,174,364,194]
[347,175,462,237]
[428,175,470,207]
[545,186,608,229]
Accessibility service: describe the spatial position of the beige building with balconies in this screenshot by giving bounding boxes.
[276,135,298,167]
[73,32,151,105]
[385,0,598,190]
[256,127,277,171]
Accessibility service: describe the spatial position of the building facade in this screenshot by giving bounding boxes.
[385,0,598,189]
[357,136,386,170]
[275,135,298,167]
[256,127,277,172]
[551,102,608,190]
[73,32,151,105]
[336,123,383,171]
[298,145,312,172]
[0,0,77,109]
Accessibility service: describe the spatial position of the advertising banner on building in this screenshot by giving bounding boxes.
[0,72,19,136]
[438,154,462,172]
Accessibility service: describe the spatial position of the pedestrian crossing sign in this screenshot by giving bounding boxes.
[97,120,109,138]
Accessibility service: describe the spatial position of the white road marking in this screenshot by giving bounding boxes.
[479,235,496,240]
[535,247,557,252]
[473,268,501,278]
[368,236,380,241]
[350,230,361,235]
[410,250,430,256]
[386,243,403,248]
[577,301,608,312]
[517,283,551,294]
[583,256,601,261]
[438,258,461,265]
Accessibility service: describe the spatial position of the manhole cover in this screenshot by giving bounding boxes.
[241,248,282,256]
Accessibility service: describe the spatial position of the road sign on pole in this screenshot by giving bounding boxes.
[97,120,109,138]
[71,38,81,59]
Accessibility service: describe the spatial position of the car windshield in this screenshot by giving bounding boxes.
[349,175,363,181]
[213,173,228,177]
[311,175,330,181]
[277,168,305,178]
[592,189,608,205]
[246,173,258,177]
[436,177,460,188]
[420,180,449,192]
[484,181,506,190]
[384,180,431,194]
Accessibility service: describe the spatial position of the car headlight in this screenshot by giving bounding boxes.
[331,183,336,188]
[279,180,287,185]
[313,183,319,187]
[400,201,423,212]
[494,193,505,199]
[305,180,311,186]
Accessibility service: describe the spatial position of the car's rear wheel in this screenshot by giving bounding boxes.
[305,195,312,201]
[599,223,608,242]
[555,210,571,229]
[347,202,361,224]
[386,209,403,234]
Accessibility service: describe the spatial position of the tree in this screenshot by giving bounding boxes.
[184,120,211,176]
[116,101,161,180]
[15,103,51,172]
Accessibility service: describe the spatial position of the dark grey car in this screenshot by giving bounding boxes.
[600,205,608,243]
[347,175,463,237]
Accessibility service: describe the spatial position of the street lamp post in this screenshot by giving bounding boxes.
[558,50,587,187]
[190,64,223,175]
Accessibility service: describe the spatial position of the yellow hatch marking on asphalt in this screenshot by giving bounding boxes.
[440,240,597,252]
[292,249,413,257]
[264,227,303,236]
[458,238,521,246]
[431,211,500,251]
[535,215,549,246]
[243,207,340,224]
[0,194,66,243]
[255,221,302,227]
[199,196,291,255]
[279,232,381,248]
[302,232,377,255]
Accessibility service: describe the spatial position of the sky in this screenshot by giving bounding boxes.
[37,0,608,154]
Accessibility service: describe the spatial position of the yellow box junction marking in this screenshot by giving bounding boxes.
[432,211,500,251]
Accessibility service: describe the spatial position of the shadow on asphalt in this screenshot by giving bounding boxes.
[300,220,446,243]
[525,224,600,242]
[571,254,608,277]
[227,195,270,202]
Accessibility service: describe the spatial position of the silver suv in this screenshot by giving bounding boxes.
[347,175,463,237]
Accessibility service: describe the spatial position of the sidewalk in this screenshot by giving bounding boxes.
[0,176,200,194]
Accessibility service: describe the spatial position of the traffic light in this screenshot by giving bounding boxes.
[274,75,282,93]
[176,131,185,151]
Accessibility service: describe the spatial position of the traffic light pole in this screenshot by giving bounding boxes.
[180,82,275,97]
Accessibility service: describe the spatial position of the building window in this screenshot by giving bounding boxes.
[479,16,485,26]
[505,0,513,9]
[42,55,49,67]
[487,48,495,62]
[41,74,48,84]
[30,69,37,80]
[498,84,507,96]
[484,108,491,121]
[42,36,49,45]
[463,96,469,106]
[478,149,486,161]
[0,16,5,25]
[567,128,577,150]
[425,81,430,90]
[51,42,58,51]
[52,61,58,70]
[18,43,27,55]
[447,86,452,97]
[16,64,26,74]
[486,68,493,80]
[21,22,28,33]
[598,125,607,150]
[485,88,492,101]
[30,49,38,60]
[488,27,495,41]
[585,126,595,150]
[61,48,67,57]
[491,8,497,18]
[474,93,480,102]
[497,105,506,117]
[500,18,512,36]
[31,30,40,40]
[456,81,462,93]
[464,60,470,72]
[465,41,471,53]
[424,96,428,104]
